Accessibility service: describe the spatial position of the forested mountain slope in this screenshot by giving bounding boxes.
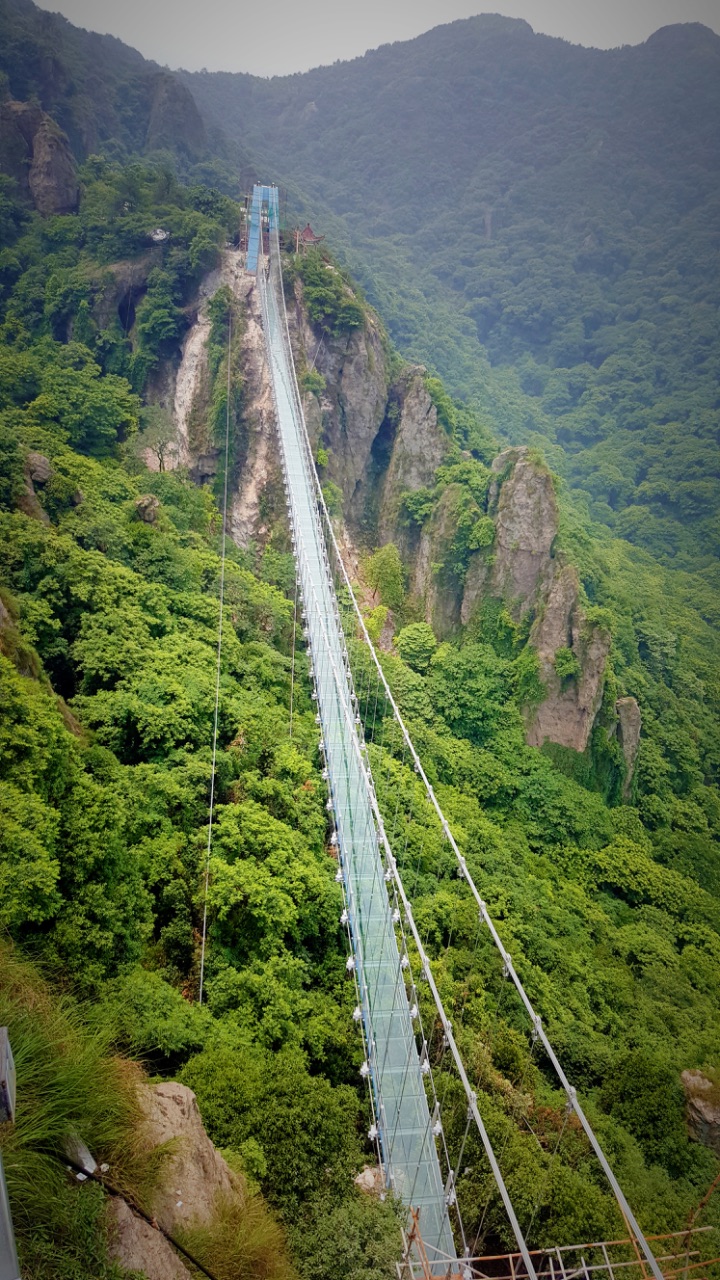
[0,157,718,1273]
[0,0,239,184]
[185,16,720,569]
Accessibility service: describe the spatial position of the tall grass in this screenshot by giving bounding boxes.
[0,941,156,1278]
[177,1190,298,1280]
[0,941,300,1279]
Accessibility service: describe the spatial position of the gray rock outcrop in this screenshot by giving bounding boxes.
[17,453,51,524]
[28,117,79,215]
[615,697,642,797]
[378,368,448,543]
[300,312,390,523]
[461,447,557,625]
[0,99,78,215]
[414,485,467,634]
[489,447,558,613]
[681,1070,720,1155]
[145,73,207,160]
[143,1082,237,1232]
[108,1082,240,1280]
[525,566,611,753]
[27,452,52,484]
[135,494,161,524]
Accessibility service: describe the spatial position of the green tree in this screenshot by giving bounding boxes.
[366,544,405,610]
[395,622,437,673]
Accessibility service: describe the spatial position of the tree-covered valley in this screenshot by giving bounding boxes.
[0,4,719,1278]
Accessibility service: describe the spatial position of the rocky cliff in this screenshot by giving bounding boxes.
[157,252,639,775]
[0,97,78,214]
[462,448,558,623]
[0,0,221,170]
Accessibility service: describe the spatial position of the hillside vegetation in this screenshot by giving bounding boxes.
[0,156,718,1273]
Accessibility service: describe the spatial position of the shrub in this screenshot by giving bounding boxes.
[554,646,581,683]
[365,544,405,611]
[395,622,437,673]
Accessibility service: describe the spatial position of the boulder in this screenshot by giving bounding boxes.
[135,494,161,524]
[27,452,52,484]
[354,1165,385,1195]
[142,1082,237,1234]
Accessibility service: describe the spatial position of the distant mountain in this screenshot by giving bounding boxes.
[0,0,237,180]
[184,16,720,566]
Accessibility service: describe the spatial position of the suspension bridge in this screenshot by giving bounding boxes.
[241,185,708,1280]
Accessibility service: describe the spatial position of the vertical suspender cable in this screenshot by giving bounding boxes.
[198,310,233,1006]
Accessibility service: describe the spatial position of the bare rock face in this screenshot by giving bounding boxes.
[415,485,466,634]
[525,565,611,753]
[490,447,557,613]
[681,1070,720,1155]
[290,281,390,523]
[461,448,558,626]
[17,473,50,525]
[28,117,79,215]
[146,73,207,160]
[0,98,78,215]
[108,1082,241,1280]
[615,696,642,797]
[230,268,281,548]
[143,1082,237,1233]
[107,1199,192,1280]
[378,368,448,543]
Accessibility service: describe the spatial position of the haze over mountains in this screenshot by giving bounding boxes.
[184,15,720,567]
[2,0,720,559]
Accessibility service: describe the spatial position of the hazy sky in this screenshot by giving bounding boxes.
[35,0,720,76]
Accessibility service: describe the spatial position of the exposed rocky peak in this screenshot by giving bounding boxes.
[447,447,616,757]
[145,72,208,160]
[0,97,78,214]
[377,367,447,543]
[461,446,558,628]
[289,280,390,524]
[525,565,611,754]
[613,697,642,798]
[486,448,558,615]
